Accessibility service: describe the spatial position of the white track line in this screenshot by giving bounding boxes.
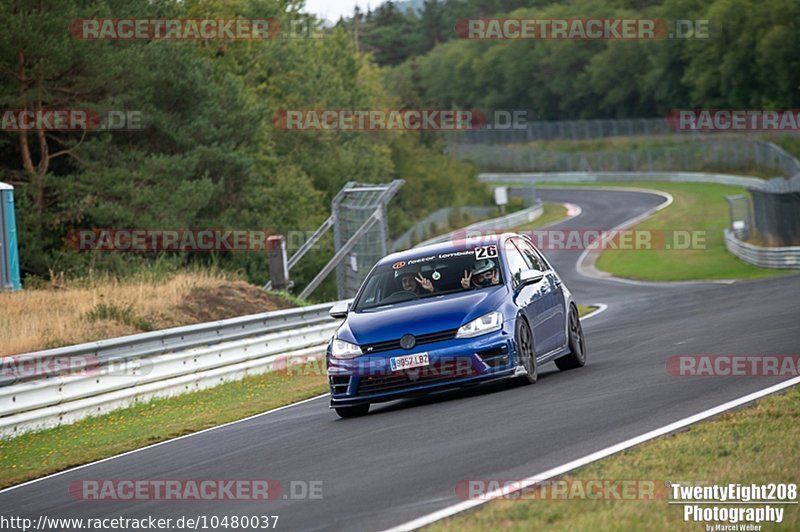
[383,376,800,532]
[563,185,735,286]
[580,302,608,321]
[0,393,330,495]
[570,186,673,282]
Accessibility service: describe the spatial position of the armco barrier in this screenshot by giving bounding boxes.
[0,302,336,388]
[0,303,343,438]
[478,171,768,189]
[724,230,800,269]
[415,201,543,248]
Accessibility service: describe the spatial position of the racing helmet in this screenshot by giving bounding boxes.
[471,259,497,286]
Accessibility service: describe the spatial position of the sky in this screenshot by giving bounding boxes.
[302,0,369,22]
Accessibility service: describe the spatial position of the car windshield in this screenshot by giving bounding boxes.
[353,247,504,311]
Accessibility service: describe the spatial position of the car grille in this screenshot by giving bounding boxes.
[356,364,478,396]
[361,328,459,354]
[477,346,510,368]
[329,375,350,395]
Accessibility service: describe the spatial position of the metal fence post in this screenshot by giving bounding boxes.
[267,235,290,291]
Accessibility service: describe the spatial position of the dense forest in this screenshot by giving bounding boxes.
[350,0,799,117]
[0,0,485,297]
[1,0,797,298]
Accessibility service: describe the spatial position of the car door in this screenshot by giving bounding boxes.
[505,238,553,355]
[514,238,567,352]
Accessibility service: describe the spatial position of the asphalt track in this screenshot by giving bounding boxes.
[2,188,798,531]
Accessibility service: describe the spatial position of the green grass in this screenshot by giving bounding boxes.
[84,302,154,332]
[0,370,328,489]
[514,202,570,231]
[428,385,800,531]
[534,181,791,281]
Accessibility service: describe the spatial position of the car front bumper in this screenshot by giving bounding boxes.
[328,320,519,408]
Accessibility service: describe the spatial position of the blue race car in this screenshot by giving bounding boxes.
[326,232,586,418]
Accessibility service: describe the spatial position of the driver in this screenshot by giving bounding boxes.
[399,270,435,295]
[461,259,500,289]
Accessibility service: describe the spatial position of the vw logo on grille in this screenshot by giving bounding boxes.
[400,334,416,350]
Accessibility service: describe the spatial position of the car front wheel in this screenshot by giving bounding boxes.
[555,304,586,371]
[515,317,538,384]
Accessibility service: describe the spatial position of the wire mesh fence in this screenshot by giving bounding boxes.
[448,139,800,177]
[450,117,800,249]
[331,181,404,299]
[750,176,800,246]
[454,118,671,145]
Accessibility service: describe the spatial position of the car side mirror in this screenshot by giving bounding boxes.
[518,268,545,285]
[329,301,351,319]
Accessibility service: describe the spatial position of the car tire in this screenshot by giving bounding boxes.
[515,317,538,384]
[334,404,370,418]
[555,304,586,371]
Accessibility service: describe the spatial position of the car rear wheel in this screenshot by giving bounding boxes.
[555,304,586,371]
[515,317,538,384]
[335,404,370,418]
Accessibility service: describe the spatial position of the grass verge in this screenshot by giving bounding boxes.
[428,384,800,531]
[0,371,328,489]
[536,181,791,281]
[514,203,570,231]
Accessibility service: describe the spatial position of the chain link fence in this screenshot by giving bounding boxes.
[455,118,671,145]
[331,181,404,299]
[749,176,800,246]
[449,139,800,178]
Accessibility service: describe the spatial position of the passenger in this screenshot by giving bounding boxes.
[399,271,435,295]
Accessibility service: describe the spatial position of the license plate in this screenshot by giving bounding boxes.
[390,352,430,372]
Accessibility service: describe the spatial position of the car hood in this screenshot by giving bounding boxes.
[338,286,507,345]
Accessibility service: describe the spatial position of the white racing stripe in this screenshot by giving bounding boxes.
[382,376,800,531]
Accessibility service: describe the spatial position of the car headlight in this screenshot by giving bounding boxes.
[456,311,503,339]
[330,338,363,359]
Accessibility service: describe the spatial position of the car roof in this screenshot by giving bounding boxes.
[377,232,515,266]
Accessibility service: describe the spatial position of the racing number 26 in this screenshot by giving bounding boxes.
[475,245,498,259]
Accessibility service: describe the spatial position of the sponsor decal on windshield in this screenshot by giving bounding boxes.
[405,249,477,266]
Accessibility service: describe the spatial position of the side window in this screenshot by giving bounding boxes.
[515,238,546,271]
[505,242,529,286]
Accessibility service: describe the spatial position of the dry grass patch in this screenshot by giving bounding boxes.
[0,271,298,356]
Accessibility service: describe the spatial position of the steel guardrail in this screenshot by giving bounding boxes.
[0,302,345,437]
[0,302,338,388]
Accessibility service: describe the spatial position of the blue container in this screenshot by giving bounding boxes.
[0,182,21,291]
